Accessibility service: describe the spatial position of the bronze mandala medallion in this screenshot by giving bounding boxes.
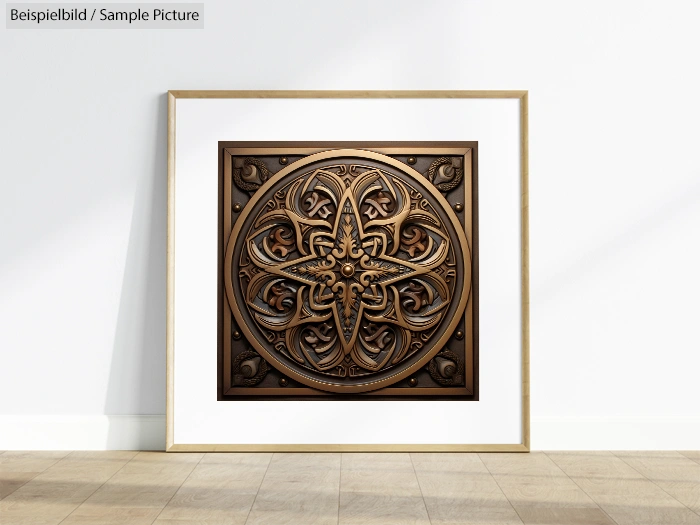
[222,146,476,396]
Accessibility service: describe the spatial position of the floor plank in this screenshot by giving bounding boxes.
[0,451,135,525]
[60,451,203,525]
[412,452,522,525]
[681,452,700,465]
[339,452,430,525]
[246,452,340,525]
[513,507,616,525]
[480,452,599,509]
[616,451,700,516]
[60,506,164,525]
[4,450,700,524]
[548,451,700,525]
[153,452,272,525]
[0,451,69,501]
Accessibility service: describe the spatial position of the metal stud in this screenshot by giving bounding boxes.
[407,156,417,165]
[408,377,418,387]
[279,157,289,165]
[454,203,464,212]
[233,203,242,213]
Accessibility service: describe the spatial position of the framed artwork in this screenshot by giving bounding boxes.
[167,91,529,451]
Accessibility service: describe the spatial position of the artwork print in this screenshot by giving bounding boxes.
[219,143,478,399]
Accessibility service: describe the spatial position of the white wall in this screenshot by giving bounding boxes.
[1,0,698,450]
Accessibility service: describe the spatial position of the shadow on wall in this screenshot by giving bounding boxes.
[92,3,453,451]
[104,93,168,448]
[106,415,165,450]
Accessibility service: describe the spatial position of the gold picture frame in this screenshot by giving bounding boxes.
[166,90,529,452]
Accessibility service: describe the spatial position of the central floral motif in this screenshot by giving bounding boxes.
[238,164,457,378]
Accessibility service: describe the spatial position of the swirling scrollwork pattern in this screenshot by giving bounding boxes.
[226,150,470,393]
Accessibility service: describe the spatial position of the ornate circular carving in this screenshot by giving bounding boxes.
[225,149,470,393]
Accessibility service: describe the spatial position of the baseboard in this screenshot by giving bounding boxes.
[532,416,700,450]
[2,415,698,451]
[0,415,165,450]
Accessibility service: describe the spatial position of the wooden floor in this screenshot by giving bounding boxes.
[1,451,700,524]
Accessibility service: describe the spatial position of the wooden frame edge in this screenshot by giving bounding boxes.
[165,90,530,452]
[168,90,527,99]
[167,443,529,453]
[166,91,176,451]
[520,92,530,452]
